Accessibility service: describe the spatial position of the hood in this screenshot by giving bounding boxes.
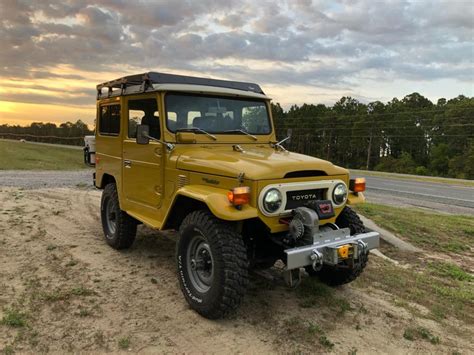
[176,145,348,180]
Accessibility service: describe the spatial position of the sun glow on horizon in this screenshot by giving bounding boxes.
[0,101,17,114]
[0,100,95,127]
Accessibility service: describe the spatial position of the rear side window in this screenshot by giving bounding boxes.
[99,104,120,136]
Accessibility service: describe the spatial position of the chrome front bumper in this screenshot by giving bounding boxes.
[284,228,380,270]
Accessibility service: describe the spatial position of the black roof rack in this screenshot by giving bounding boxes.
[96,72,264,99]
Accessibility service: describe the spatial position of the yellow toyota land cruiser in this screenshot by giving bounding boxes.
[85,72,379,319]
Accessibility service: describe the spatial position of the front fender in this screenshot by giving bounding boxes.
[347,191,365,205]
[173,185,259,221]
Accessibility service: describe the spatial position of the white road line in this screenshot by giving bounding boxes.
[366,177,474,191]
[367,186,474,204]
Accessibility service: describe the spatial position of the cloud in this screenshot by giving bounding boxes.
[0,0,472,113]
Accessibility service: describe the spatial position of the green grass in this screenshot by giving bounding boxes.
[77,308,92,317]
[352,203,473,323]
[0,140,87,170]
[2,345,14,355]
[428,261,473,282]
[318,334,334,349]
[296,277,351,314]
[404,327,440,344]
[354,258,474,323]
[118,337,130,349]
[71,286,95,296]
[40,286,95,301]
[1,308,28,328]
[282,317,334,350]
[351,169,474,187]
[354,203,474,254]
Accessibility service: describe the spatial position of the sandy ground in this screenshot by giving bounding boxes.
[1,186,472,354]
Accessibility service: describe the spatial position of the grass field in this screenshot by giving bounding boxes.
[0,140,86,170]
[355,203,474,254]
[354,202,474,323]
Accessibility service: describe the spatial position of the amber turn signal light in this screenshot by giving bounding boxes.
[349,178,366,192]
[227,186,251,206]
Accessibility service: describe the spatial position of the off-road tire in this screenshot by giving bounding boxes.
[100,183,137,249]
[335,206,366,235]
[306,206,369,286]
[176,210,249,319]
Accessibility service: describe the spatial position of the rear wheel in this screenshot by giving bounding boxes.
[100,183,137,249]
[176,210,249,319]
[306,206,369,286]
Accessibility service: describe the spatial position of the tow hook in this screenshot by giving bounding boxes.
[310,249,323,272]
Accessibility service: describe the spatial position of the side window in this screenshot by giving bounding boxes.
[128,98,160,139]
[99,104,120,136]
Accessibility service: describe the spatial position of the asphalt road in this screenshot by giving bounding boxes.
[353,172,474,214]
[0,170,93,189]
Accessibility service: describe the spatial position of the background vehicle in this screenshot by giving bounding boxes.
[85,72,379,319]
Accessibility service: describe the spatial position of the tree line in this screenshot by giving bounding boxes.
[0,93,472,179]
[0,120,93,146]
[272,93,473,179]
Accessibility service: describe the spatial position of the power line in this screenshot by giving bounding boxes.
[278,107,473,120]
[284,135,473,138]
[279,132,473,139]
[275,123,474,131]
[0,132,84,140]
[275,115,474,125]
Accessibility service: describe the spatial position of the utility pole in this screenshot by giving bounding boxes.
[326,131,332,160]
[366,128,373,170]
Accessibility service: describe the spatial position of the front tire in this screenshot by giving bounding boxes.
[176,210,249,319]
[306,206,369,286]
[100,183,137,249]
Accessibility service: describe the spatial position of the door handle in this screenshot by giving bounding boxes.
[124,160,132,168]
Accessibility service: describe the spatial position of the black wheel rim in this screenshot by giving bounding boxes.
[105,197,117,236]
[186,234,214,293]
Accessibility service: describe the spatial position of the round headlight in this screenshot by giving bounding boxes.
[263,188,282,213]
[332,183,348,205]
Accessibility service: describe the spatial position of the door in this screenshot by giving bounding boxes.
[122,95,163,220]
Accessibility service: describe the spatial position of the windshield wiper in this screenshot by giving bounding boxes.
[224,129,257,141]
[175,127,217,140]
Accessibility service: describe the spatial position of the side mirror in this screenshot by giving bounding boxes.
[136,124,150,145]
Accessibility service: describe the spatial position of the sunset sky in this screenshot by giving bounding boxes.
[0,0,473,127]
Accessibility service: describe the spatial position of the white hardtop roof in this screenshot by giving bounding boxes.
[105,83,271,100]
[153,83,270,99]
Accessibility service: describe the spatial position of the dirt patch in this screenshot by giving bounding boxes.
[1,187,472,354]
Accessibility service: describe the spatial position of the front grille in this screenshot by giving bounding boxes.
[285,189,326,210]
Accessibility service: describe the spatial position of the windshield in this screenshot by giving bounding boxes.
[165,93,271,135]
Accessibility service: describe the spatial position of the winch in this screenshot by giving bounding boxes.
[288,207,319,245]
